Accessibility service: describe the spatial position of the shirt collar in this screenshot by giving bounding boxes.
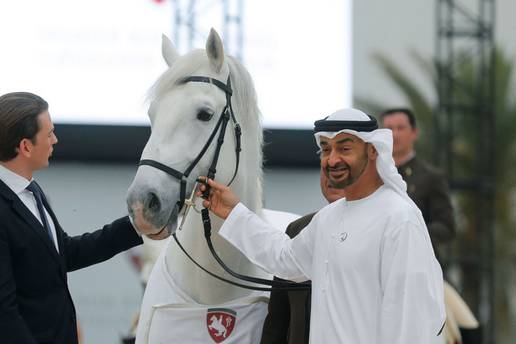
[340,184,387,207]
[0,164,32,195]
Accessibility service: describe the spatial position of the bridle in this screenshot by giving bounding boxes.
[139,75,241,214]
[139,74,310,291]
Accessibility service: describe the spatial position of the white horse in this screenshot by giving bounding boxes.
[126,29,298,343]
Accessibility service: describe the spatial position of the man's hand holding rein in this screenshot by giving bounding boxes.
[196,177,240,219]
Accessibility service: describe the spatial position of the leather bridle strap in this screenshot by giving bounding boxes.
[182,76,241,187]
[182,105,229,179]
[206,112,230,180]
[179,76,233,96]
[178,75,242,189]
[138,159,184,180]
[138,158,189,212]
[225,77,242,187]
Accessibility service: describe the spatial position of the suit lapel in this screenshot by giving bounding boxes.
[13,197,62,262]
[0,180,62,266]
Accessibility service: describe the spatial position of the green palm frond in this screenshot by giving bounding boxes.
[372,53,434,122]
[364,53,435,158]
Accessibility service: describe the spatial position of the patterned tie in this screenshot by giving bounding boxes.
[26,181,54,242]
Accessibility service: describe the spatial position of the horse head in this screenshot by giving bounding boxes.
[127,29,262,235]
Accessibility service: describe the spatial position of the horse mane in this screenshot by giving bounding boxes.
[146,49,264,207]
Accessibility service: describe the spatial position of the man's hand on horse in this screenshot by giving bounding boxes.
[196,177,240,219]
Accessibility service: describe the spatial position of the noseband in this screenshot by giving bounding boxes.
[139,75,241,214]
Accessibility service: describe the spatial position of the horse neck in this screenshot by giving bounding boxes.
[164,117,264,305]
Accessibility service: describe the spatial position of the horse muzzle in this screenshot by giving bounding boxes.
[126,183,180,235]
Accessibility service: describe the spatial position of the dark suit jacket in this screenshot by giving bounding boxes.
[398,156,455,246]
[260,213,314,344]
[0,179,143,344]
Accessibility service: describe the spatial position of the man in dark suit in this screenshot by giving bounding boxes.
[260,170,347,344]
[0,92,168,344]
[379,108,455,248]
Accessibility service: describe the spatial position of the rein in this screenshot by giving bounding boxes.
[139,74,310,292]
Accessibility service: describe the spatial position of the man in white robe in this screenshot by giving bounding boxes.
[198,108,446,343]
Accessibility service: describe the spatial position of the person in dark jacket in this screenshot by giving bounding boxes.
[379,108,455,249]
[0,92,168,344]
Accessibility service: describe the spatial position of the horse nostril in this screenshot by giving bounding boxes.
[147,192,161,213]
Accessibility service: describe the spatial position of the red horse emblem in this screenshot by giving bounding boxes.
[206,308,237,343]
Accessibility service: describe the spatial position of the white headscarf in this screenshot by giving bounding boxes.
[314,108,417,209]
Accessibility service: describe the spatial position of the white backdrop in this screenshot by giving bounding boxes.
[0,0,352,128]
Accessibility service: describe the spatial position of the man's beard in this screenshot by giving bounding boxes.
[325,149,369,189]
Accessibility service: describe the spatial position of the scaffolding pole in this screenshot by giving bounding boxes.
[170,0,244,61]
[436,1,496,343]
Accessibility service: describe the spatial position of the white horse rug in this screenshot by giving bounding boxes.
[136,209,300,344]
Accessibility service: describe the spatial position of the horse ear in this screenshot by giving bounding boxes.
[162,34,179,67]
[206,28,224,73]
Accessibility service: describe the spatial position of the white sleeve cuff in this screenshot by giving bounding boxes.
[219,202,248,239]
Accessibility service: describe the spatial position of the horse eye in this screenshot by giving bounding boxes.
[197,109,214,122]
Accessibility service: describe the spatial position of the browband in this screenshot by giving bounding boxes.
[179,76,233,96]
[314,115,378,133]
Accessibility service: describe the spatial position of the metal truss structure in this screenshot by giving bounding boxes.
[435,1,496,343]
[170,0,244,61]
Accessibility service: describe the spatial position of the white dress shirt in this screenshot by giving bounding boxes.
[0,164,59,251]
